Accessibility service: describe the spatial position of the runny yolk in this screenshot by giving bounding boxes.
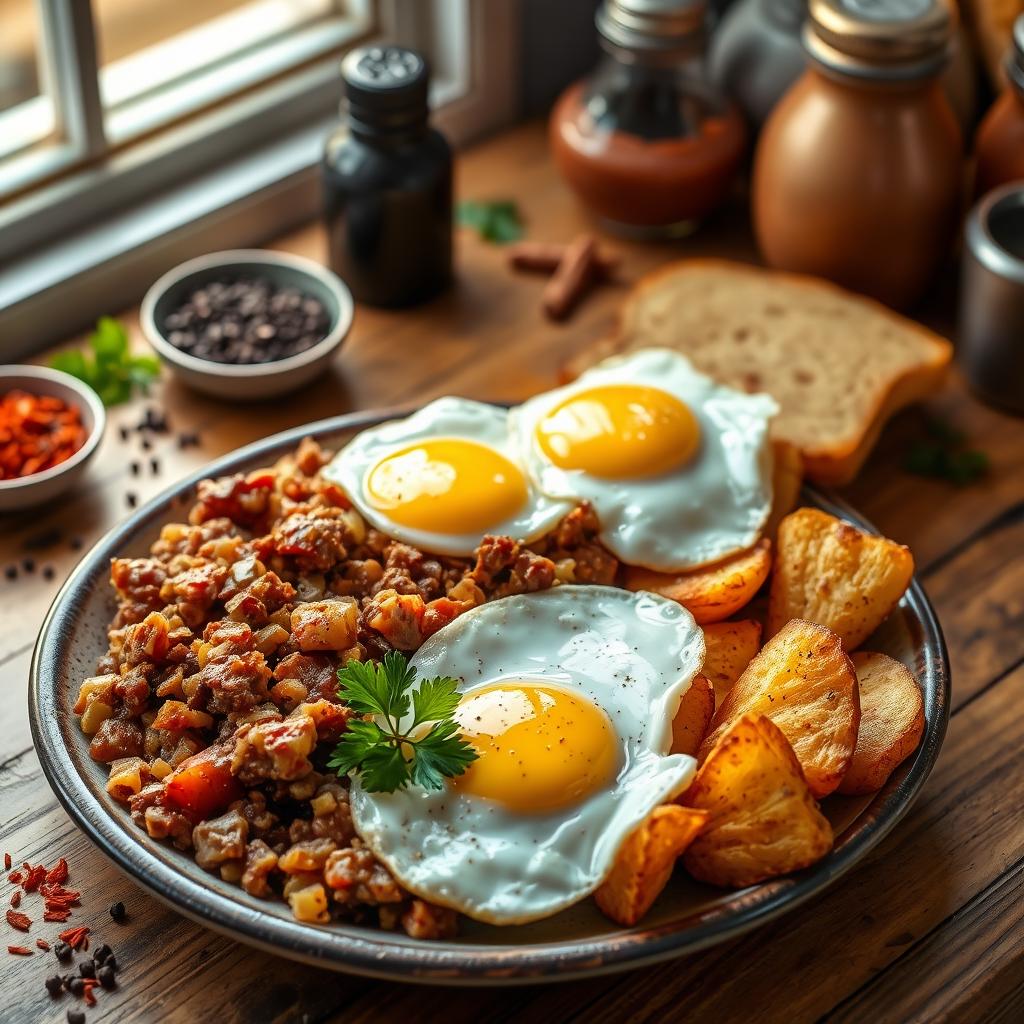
[451,682,619,813]
[365,438,528,535]
[535,384,700,479]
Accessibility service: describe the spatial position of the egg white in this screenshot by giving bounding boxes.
[512,348,779,572]
[323,397,573,557]
[348,586,704,925]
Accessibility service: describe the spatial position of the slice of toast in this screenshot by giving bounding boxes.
[563,260,952,485]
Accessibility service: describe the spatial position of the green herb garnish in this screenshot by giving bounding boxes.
[329,651,478,793]
[49,316,161,407]
[456,199,524,243]
[903,416,989,487]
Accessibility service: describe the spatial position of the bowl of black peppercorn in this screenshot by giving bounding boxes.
[140,250,354,400]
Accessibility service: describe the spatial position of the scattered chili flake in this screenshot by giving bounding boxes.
[45,910,72,922]
[7,945,32,956]
[83,979,98,1006]
[6,909,31,931]
[10,890,21,908]
[36,938,51,951]
[7,870,22,884]
[59,926,90,950]
[3,853,10,870]
[22,863,47,891]
[46,859,69,884]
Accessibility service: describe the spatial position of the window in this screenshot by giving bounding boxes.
[0,0,519,356]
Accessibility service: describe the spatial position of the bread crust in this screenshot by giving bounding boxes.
[562,259,952,485]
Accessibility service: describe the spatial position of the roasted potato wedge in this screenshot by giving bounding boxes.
[594,805,709,926]
[671,674,715,756]
[625,540,772,624]
[702,619,763,707]
[765,441,804,540]
[698,619,859,799]
[838,652,925,795]
[682,713,833,888]
[767,508,914,650]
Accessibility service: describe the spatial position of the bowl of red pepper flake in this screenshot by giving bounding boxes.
[0,365,105,511]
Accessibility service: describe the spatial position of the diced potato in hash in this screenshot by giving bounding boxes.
[671,674,715,757]
[838,652,926,796]
[594,805,709,926]
[682,714,833,888]
[702,619,762,707]
[290,598,358,651]
[698,619,859,799]
[767,508,914,651]
[624,540,772,624]
[764,440,804,540]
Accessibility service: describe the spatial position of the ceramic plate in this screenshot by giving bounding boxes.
[30,410,950,985]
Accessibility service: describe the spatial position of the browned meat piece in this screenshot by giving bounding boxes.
[120,611,171,667]
[471,535,557,599]
[294,699,352,743]
[161,563,230,627]
[129,781,166,826]
[360,590,425,651]
[295,436,329,476]
[191,470,275,527]
[199,650,272,715]
[330,558,384,598]
[144,804,193,849]
[89,717,144,763]
[274,652,338,702]
[233,791,281,840]
[402,900,458,940]
[110,557,168,625]
[323,843,403,905]
[225,571,295,624]
[193,808,249,870]
[309,782,356,845]
[273,511,351,572]
[232,714,318,784]
[532,502,618,584]
[278,837,337,874]
[373,543,446,600]
[241,839,279,897]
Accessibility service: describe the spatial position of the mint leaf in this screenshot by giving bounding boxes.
[457,199,524,244]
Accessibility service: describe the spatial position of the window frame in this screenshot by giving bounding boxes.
[0,0,520,357]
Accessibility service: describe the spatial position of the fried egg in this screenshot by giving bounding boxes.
[512,348,779,571]
[324,398,572,556]
[348,586,704,925]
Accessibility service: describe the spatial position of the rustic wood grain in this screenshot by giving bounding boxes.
[1,121,1022,1023]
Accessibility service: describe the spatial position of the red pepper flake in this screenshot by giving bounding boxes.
[35,938,50,951]
[82,979,99,1005]
[44,858,69,885]
[21,864,47,892]
[2,853,10,870]
[5,909,31,931]
[6,945,32,956]
[58,926,89,950]
[0,390,88,481]
[9,891,20,909]
[43,910,71,923]
[7,871,21,884]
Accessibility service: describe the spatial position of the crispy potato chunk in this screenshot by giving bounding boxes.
[624,540,771,624]
[765,441,804,540]
[671,674,715,756]
[767,508,914,650]
[838,652,925,795]
[682,714,833,888]
[698,619,859,799]
[594,805,708,926]
[702,620,762,707]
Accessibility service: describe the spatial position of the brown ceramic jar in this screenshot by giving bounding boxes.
[752,0,963,310]
[974,17,1024,197]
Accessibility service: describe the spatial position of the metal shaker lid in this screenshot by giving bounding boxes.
[1008,14,1024,95]
[804,0,953,80]
[596,0,707,51]
[341,46,430,131]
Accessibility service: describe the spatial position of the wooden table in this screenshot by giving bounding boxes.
[2,122,1023,1023]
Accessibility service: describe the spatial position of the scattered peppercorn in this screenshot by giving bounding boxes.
[78,959,95,979]
[67,977,85,996]
[129,461,140,476]
[70,537,83,550]
[125,493,137,509]
[140,437,152,452]
[45,975,63,996]
[93,944,111,964]
[54,941,72,961]
[67,1009,85,1024]
[3,566,14,580]
[150,457,160,475]
[108,901,126,922]
[118,426,130,442]
[104,955,117,972]
[22,557,35,573]
[97,964,116,990]
[43,565,55,580]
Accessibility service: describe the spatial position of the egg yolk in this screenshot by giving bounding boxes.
[451,682,619,813]
[365,438,528,535]
[535,384,700,479]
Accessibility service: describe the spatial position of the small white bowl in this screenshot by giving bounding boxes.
[140,250,354,401]
[0,365,106,512]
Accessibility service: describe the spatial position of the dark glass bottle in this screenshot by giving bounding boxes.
[322,46,452,308]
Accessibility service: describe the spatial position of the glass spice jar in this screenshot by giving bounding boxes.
[549,0,747,237]
[322,46,452,308]
[752,0,963,310]
[974,16,1024,198]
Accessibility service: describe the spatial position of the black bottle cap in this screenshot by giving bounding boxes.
[341,46,430,131]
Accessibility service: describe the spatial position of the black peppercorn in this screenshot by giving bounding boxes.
[109,900,126,921]
[45,975,63,996]
[67,1009,85,1024]
[67,977,85,996]
[93,944,112,965]
[54,941,72,961]
[97,964,116,989]
[78,959,95,979]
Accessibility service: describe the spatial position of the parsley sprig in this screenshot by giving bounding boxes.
[456,199,524,243]
[329,652,478,794]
